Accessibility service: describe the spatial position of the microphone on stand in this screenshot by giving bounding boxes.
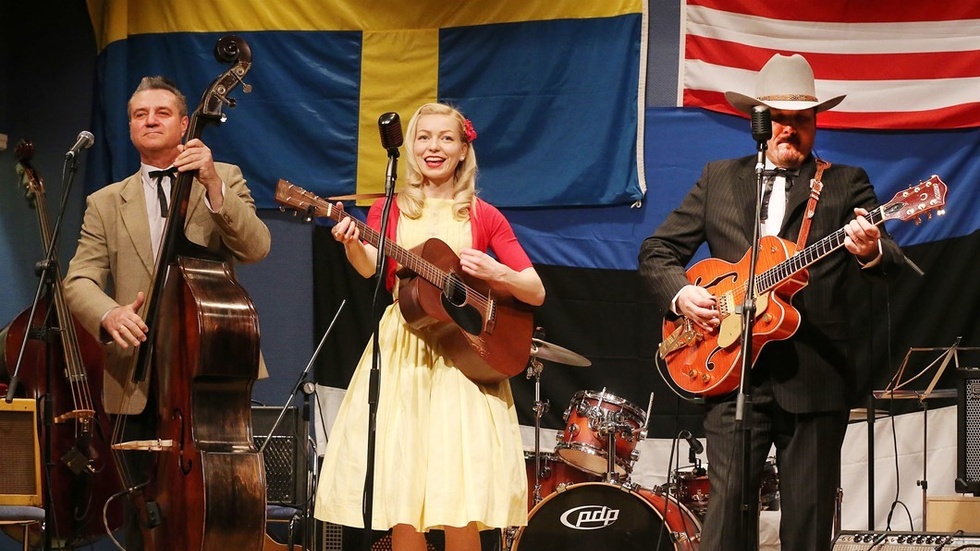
[679,429,704,455]
[679,429,703,466]
[378,112,403,157]
[65,130,95,158]
[750,106,772,144]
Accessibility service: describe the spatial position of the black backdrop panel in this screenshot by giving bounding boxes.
[312,224,980,437]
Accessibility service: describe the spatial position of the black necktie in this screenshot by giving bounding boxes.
[760,167,799,222]
[149,167,177,218]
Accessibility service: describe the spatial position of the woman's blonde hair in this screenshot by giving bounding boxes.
[398,103,477,220]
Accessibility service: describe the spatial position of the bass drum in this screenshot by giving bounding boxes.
[512,482,700,551]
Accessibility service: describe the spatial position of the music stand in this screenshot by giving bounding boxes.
[872,337,979,530]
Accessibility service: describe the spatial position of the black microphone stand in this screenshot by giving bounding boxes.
[258,299,345,551]
[735,115,769,551]
[5,145,85,551]
[362,143,398,551]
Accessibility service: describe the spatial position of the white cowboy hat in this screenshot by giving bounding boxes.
[725,53,846,114]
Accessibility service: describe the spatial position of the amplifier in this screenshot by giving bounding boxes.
[957,367,980,494]
[252,405,309,506]
[833,531,980,550]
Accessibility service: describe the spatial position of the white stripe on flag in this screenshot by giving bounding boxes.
[686,6,980,54]
[686,60,980,113]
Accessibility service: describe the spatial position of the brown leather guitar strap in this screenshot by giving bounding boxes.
[795,158,830,250]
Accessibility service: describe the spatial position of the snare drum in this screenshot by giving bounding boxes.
[671,458,780,519]
[512,482,700,551]
[555,390,647,476]
[525,451,598,510]
[675,470,710,518]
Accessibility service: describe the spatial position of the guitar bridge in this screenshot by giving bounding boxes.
[485,297,497,334]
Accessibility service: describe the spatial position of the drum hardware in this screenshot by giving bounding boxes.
[525,329,593,507]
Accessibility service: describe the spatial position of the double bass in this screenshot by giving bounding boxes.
[0,141,123,548]
[112,35,266,551]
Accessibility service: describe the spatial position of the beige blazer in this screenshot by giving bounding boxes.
[64,163,271,414]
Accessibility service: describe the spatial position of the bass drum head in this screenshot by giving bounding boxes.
[512,482,699,551]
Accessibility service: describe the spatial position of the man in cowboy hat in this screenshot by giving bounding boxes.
[639,53,905,550]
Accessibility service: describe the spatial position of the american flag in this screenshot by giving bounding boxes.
[680,1,980,130]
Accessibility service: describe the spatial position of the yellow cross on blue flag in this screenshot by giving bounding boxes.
[85,0,647,208]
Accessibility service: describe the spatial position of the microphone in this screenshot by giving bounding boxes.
[750,105,772,143]
[378,112,403,157]
[679,429,704,455]
[66,130,95,159]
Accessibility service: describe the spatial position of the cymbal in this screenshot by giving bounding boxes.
[531,338,591,367]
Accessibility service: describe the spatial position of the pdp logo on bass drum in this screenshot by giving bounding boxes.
[559,504,621,530]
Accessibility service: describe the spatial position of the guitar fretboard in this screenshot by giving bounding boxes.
[755,205,886,293]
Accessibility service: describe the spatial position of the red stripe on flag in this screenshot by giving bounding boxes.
[687,0,980,23]
[687,36,980,80]
[684,90,980,130]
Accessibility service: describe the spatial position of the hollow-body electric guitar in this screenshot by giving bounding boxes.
[658,175,948,398]
[275,179,534,384]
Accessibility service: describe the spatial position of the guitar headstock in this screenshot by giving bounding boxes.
[274,179,335,222]
[881,175,947,224]
[14,139,43,209]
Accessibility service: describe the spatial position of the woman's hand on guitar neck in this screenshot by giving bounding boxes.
[675,285,719,332]
[331,206,378,278]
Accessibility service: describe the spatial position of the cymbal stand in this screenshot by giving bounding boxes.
[525,351,548,506]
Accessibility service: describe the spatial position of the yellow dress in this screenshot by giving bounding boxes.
[314,198,527,531]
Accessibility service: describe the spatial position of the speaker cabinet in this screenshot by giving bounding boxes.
[957,367,980,495]
[0,398,42,506]
[252,405,309,506]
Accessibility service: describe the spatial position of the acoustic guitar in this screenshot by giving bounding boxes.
[275,179,534,384]
[658,175,948,398]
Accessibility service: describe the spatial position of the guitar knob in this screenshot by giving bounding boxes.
[761,313,772,323]
[701,373,711,383]
[687,369,698,379]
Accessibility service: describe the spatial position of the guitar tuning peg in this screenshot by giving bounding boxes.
[913,217,922,226]
[278,206,285,213]
[937,209,946,217]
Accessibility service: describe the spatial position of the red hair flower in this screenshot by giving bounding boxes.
[463,119,478,142]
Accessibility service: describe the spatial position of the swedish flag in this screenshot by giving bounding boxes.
[86,0,646,207]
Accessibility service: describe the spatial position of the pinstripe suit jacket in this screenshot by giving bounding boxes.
[64,163,271,414]
[638,155,905,413]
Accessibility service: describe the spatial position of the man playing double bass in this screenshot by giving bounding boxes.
[64,75,270,417]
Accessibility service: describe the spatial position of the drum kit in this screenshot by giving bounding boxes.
[506,336,704,551]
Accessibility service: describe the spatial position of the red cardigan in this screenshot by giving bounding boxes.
[367,197,533,292]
